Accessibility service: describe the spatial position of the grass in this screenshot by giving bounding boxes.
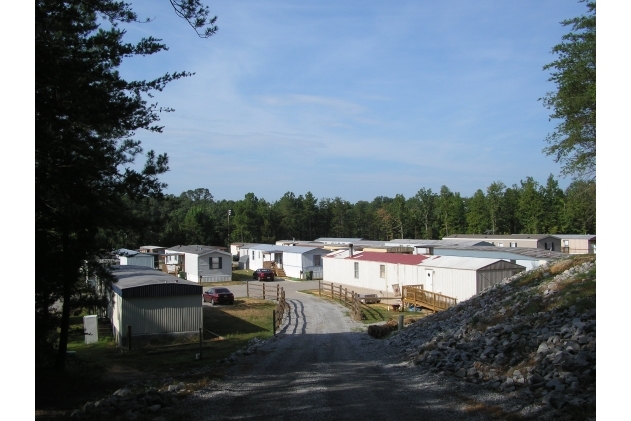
[36,298,276,413]
[232,269,255,282]
[200,280,246,287]
[301,289,424,325]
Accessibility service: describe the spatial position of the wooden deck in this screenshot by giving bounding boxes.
[263,261,286,277]
[402,285,457,313]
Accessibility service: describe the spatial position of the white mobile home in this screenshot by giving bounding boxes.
[553,235,596,254]
[109,265,202,346]
[240,244,330,278]
[324,251,525,303]
[115,248,155,269]
[442,234,561,251]
[164,245,232,282]
[417,255,525,303]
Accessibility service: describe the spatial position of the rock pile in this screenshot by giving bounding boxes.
[69,383,188,421]
[386,256,596,420]
[68,338,267,420]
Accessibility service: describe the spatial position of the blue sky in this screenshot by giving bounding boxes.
[119,0,588,202]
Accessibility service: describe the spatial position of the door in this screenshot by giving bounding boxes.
[424,269,434,292]
[275,253,283,268]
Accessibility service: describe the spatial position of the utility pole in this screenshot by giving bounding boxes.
[228,209,231,242]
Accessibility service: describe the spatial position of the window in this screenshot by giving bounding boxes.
[498,242,504,247]
[380,265,385,278]
[510,242,517,248]
[252,251,255,259]
[354,262,359,279]
[564,240,569,246]
[313,255,321,266]
[210,257,222,269]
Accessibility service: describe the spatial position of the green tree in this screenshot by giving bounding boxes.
[541,174,565,234]
[411,188,436,239]
[466,189,490,234]
[541,1,596,179]
[388,194,408,239]
[436,186,455,237]
[232,193,261,242]
[275,192,300,240]
[518,177,545,233]
[302,192,318,240]
[486,181,506,235]
[502,185,522,234]
[562,180,596,234]
[35,0,217,369]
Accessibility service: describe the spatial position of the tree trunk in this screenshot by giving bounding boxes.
[55,228,72,370]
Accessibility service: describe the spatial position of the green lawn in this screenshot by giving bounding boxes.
[36,298,277,413]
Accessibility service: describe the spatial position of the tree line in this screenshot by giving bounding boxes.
[114,174,595,251]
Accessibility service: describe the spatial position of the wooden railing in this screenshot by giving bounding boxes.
[243,282,288,334]
[273,287,289,334]
[263,261,286,277]
[318,281,363,320]
[246,282,281,300]
[402,285,457,313]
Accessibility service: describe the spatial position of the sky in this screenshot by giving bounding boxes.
[116,0,592,203]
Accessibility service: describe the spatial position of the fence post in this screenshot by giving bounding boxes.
[344,288,347,304]
[277,284,280,301]
[339,284,342,301]
[199,327,203,359]
[127,325,132,351]
[398,314,404,331]
[263,283,266,300]
[247,281,249,298]
[272,310,276,335]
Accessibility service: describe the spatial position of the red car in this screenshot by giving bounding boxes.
[203,287,234,305]
[253,268,275,282]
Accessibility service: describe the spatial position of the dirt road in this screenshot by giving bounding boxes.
[183,291,527,420]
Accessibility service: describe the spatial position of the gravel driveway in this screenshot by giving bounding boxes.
[184,287,541,420]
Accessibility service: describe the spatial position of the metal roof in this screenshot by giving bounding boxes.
[347,252,429,265]
[314,238,477,248]
[386,239,493,247]
[114,248,140,257]
[419,255,525,270]
[551,234,596,240]
[433,245,565,260]
[166,245,230,255]
[443,234,556,240]
[314,238,364,244]
[111,265,202,298]
[246,244,325,254]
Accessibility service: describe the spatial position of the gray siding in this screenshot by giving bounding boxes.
[114,295,202,345]
[476,269,523,294]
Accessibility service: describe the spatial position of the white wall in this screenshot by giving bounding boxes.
[323,257,421,295]
[422,267,477,303]
[119,254,154,268]
[183,252,199,280]
[243,249,265,271]
[282,252,303,278]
